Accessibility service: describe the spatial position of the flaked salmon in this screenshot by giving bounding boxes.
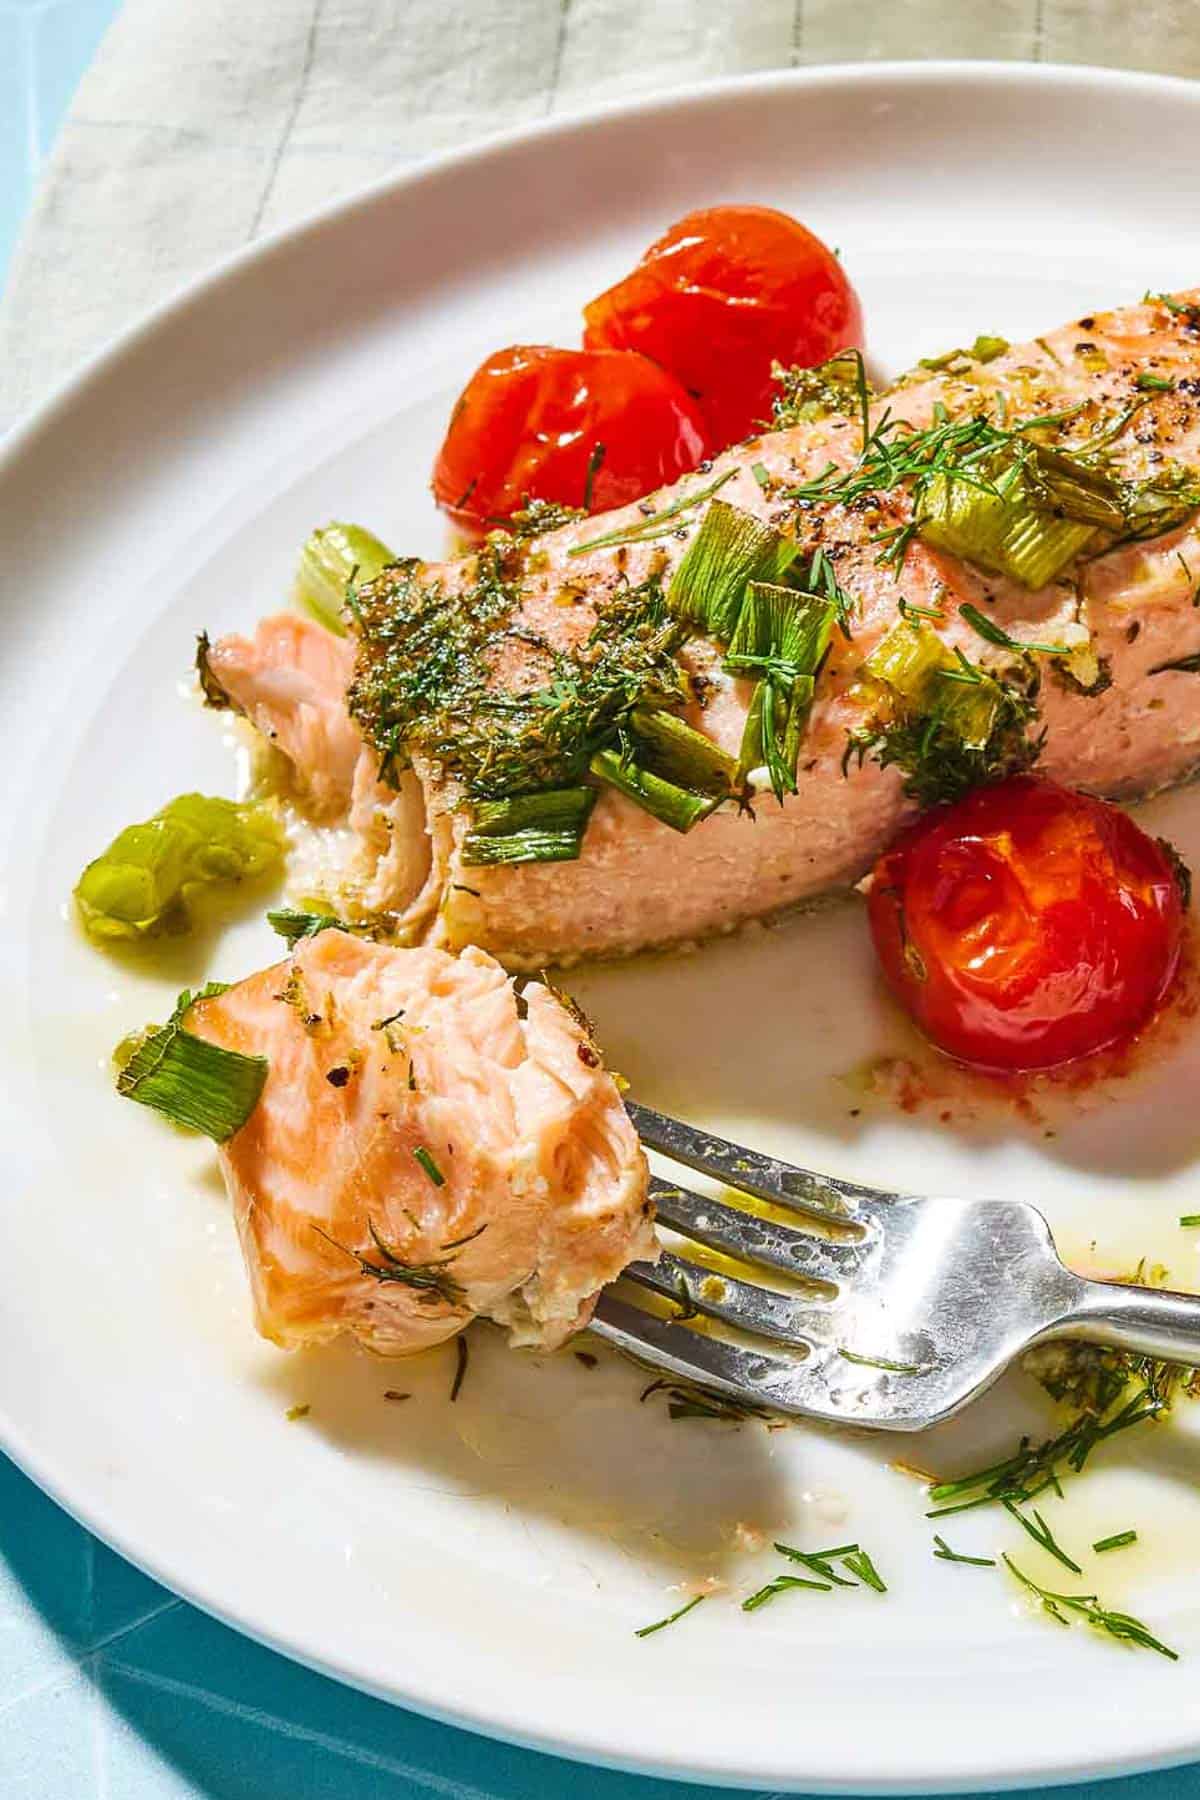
[208,292,1200,967]
[189,931,652,1355]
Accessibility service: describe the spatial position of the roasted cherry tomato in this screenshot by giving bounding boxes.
[582,204,863,450]
[431,344,708,535]
[867,777,1187,1072]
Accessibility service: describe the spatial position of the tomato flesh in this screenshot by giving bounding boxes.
[431,344,708,535]
[867,777,1186,1072]
[582,204,863,451]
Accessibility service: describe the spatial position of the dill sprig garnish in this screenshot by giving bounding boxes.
[1002,1498,1082,1575]
[638,1377,769,1423]
[744,1541,888,1611]
[635,1593,707,1637]
[351,559,692,803]
[1003,1556,1178,1660]
[932,1536,996,1567]
[567,468,736,558]
[926,1348,1193,1519]
[312,1217,474,1308]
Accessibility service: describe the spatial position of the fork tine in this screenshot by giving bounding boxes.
[629,1100,890,1221]
[650,1177,870,1286]
[623,1250,843,1349]
[589,1292,832,1417]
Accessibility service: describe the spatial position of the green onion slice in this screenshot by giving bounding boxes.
[461,786,596,866]
[75,794,285,941]
[668,501,799,642]
[116,985,268,1141]
[295,521,395,635]
[623,707,737,796]
[590,745,716,834]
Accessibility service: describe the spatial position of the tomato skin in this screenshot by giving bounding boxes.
[431,345,708,535]
[867,778,1187,1072]
[582,204,863,450]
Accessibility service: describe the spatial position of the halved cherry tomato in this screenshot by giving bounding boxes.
[582,204,863,451]
[431,345,708,535]
[867,777,1187,1072]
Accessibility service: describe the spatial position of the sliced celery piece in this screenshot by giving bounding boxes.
[461,786,596,866]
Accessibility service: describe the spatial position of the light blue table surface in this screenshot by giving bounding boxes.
[4,7,1200,1797]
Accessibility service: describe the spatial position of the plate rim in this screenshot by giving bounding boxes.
[4,57,1200,1794]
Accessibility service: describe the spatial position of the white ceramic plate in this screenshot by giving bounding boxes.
[5,61,1200,1794]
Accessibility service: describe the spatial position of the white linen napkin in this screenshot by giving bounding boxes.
[2,0,1196,432]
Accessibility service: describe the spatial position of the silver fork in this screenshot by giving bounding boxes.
[588,1102,1200,1430]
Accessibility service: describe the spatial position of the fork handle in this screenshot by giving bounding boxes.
[1057,1277,1200,1364]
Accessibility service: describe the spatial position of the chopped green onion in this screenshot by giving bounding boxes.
[116,984,268,1141]
[413,1146,446,1187]
[590,745,716,833]
[668,500,799,642]
[1093,1530,1138,1554]
[1180,1214,1200,1228]
[919,333,1010,371]
[461,786,596,866]
[295,522,395,634]
[623,708,738,796]
[635,1593,707,1637]
[751,462,771,489]
[917,448,1105,590]
[76,793,285,941]
[1151,652,1200,676]
[932,1536,996,1567]
[726,583,837,799]
[567,469,736,557]
[267,907,347,947]
[1135,373,1174,393]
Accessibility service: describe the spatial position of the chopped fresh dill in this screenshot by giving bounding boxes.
[837,1347,927,1375]
[932,1536,996,1567]
[582,440,606,512]
[1151,651,1200,675]
[312,1218,466,1307]
[267,907,348,947]
[957,602,1070,658]
[413,1146,446,1187]
[1003,1555,1177,1660]
[1093,1530,1138,1554]
[635,1593,707,1637]
[927,1347,1197,1518]
[638,1377,769,1423]
[567,468,736,557]
[499,497,585,540]
[1002,1498,1082,1575]
[450,1333,469,1402]
[746,1541,887,1609]
[742,1575,830,1612]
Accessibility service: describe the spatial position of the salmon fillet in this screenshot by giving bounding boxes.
[211,292,1200,967]
[189,932,652,1354]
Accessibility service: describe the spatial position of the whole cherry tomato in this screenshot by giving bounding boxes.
[582,204,863,451]
[431,345,708,535]
[866,777,1187,1072]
